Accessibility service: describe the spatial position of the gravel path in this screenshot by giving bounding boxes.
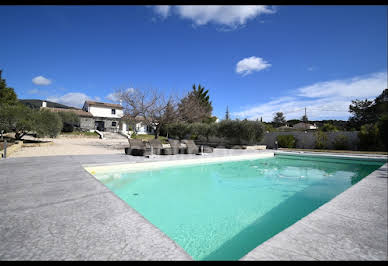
[9,136,129,158]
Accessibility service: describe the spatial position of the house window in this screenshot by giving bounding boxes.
[111,109,116,114]
[112,121,117,127]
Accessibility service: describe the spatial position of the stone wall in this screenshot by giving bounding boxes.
[93,117,120,133]
[258,131,360,150]
[80,117,94,131]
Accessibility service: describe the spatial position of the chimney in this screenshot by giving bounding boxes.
[42,101,47,108]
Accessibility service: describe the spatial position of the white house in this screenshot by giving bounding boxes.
[80,100,154,135]
[42,99,153,135]
[81,101,125,133]
[292,122,318,130]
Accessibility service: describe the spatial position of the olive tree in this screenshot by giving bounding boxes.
[34,109,63,138]
[57,111,80,132]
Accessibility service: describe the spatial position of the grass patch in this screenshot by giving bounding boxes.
[60,131,99,137]
[132,134,168,144]
[279,148,387,155]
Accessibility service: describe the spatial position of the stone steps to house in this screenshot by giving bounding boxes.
[102,132,127,139]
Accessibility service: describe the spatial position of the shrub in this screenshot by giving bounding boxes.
[216,119,264,145]
[321,123,338,132]
[217,120,240,139]
[34,109,63,138]
[165,122,191,140]
[239,119,265,145]
[332,134,348,150]
[358,123,380,151]
[377,114,388,151]
[315,131,328,149]
[276,135,296,148]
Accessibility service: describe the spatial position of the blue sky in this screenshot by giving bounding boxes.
[1,5,386,121]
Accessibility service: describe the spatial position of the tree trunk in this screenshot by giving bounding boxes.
[15,131,26,140]
[154,126,160,139]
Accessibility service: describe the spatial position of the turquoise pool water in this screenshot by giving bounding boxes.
[93,154,385,260]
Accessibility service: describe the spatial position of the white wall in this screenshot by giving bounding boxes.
[135,122,154,135]
[88,106,124,118]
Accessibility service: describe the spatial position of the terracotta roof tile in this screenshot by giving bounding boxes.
[41,107,94,117]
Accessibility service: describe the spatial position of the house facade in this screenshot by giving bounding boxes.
[82,101,124,132]
[41,100,153,135]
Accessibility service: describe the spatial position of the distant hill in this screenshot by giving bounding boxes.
[19,99,78,110]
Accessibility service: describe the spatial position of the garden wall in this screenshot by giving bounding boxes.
[258,131,360,150]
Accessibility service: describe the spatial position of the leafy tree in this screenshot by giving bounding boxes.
[315,131,328,149]
[217,119,264,145]
[225,106,230,120]
[276,135,296,148]
[165,122,191,140]
[0,104,12,139]
[358,123,381,151]
[5,104,35,140]
[332,134,349,150]
[348,99,376,130]
[286,119,300,127]
[374,88,388,115]
[377,113,388,151]
[57,111,80,132]
[272,112,286,127]
[263,122,274,132]
[320,123,338,132]
[34,109,63,138]
[202,116,218,124]
[0,70,18,106]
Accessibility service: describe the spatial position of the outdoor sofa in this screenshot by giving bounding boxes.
[125,139,151,156]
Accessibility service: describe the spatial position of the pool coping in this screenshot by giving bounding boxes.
[241,153,387,261]
[83,152,275,175]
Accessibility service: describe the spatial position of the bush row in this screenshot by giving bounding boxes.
[163,120,265,145]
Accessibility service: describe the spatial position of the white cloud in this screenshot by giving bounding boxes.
[297,72,387,99]
[153,5,171,18]
[236,56,271,76]
[152,5,275,28]
[106,88,135,102]
[233,71,387,121]
[32,76,51,86]
[47,92,98,108]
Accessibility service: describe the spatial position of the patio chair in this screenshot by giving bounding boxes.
[148,139,174,155]
[168,139,185,154]
[126,139,151,156]
[181,139,199,154]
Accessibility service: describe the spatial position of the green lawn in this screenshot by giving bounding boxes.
[132,134,168,144]
[60,131,99,137]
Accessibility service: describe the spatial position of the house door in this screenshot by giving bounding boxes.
[95,121,105,131]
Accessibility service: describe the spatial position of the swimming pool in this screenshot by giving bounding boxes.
[88,154,385,260]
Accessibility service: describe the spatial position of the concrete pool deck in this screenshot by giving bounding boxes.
[0,149,387,260]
